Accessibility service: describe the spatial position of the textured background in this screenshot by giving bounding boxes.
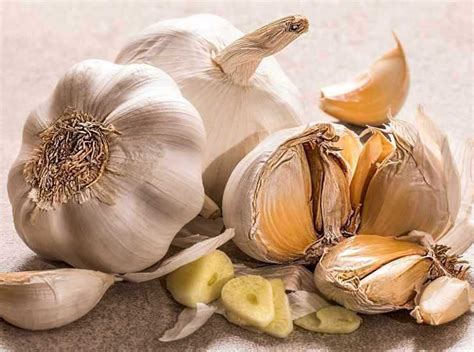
[0,0,472,351]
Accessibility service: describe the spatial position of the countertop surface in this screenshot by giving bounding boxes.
[0,1,472,351]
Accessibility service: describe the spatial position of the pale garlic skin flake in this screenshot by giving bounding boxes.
[116,14,309,206]
[7,60,206,273]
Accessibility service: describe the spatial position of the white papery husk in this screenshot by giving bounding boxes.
[116,14,309,205]
[223,123,360,263]
[357,107,461,239]
[7,60,206,273]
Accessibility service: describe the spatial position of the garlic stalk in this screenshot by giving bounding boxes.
[314,234,469,314]
[0,269,115,330]
[353,107,461,239]
[320,33,409,126]
[116,14,309,205]
[223,123,361,263]
[7,59,206,273]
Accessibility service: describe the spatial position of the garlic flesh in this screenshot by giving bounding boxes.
[0,269,114,330]
[223,123,359,263]
[411,276,472,325]
[7,59,206,273]
[116,14,309,205]
[320,33,409,126]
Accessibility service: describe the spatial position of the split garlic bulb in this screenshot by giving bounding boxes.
[314,235,432,314]
[352,107,461,239]
[0,269,114,330]
[223,123,361,263]
[7,59,206,273]
[320,33,409,126]
[116,14,309,205]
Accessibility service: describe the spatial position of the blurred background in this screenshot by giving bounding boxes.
[0,1,472,350]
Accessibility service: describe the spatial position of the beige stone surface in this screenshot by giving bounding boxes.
[0,0,472,350]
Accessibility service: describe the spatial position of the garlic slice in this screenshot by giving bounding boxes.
[320,33,409,126]
[0,269,114,331]
[223,123,356,263]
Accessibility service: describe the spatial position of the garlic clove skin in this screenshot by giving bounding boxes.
[314,235,431,314]
[8,60,206,273]
[116,14,309,206]
[0,269,114,331]
[223,123,353,263]
[320,33,409,126]
[358,108,461,240]
[410,276,472,325]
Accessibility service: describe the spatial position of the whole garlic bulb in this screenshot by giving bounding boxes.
[223,123,361,263]
[0,269,114,330]
[352,107,461,239]
[7,60,206,273]
[116,14,309,205]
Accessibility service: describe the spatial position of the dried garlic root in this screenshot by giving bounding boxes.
[295,306,362,334]
[166,250,234,308]
[221,275,275,328]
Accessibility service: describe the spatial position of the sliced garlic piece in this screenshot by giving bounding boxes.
[320,33,409,126]
[260,279,293,338]
[221,275,275,328]
[411,276,472,325]
[294,306,361,334]
[0,269,114,331]
[166,250,234,308]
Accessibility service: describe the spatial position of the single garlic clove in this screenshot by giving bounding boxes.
[294,305,362,334]
[411,276,472,325]
[260,279,293,338]
[320,33,409,126]
[0,269,114,330]
[166,250,234,308]
[221,275,275,328]
[333,127,363,178]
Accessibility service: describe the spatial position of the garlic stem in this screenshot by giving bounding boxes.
[213,15,308,85]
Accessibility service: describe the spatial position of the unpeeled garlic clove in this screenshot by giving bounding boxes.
[0,269,114,330]
[320,33,409,126]
[410,276,473,325]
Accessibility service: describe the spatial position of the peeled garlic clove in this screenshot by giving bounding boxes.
[223,123,354,263]
[314,235,432,314]
[295,306,362,334]
[0,269,114,330]
[166,250,234,308]
[320,33,409,126]
[411,276,472,325]
[358,109,461,239]
[261,279,293,338]
[221,275,275,328]
[117,14,309,206]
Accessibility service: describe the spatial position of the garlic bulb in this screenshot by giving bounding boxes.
[223,122,361,263]
[320,33,409,126]
[410,276,473,325]
[353,107,461,239]
[314,235,432,314]
[7,59,206,273]
[116,14,309,205]
[0,269,114,330]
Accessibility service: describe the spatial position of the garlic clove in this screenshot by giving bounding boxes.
[411,276,472,325]
[0,269,114,331]
[221,275,275,328]
[333,127,363,178]
[320,33,409,126]
[350,130,395,208]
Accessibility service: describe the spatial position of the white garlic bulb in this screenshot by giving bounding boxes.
[223,122,361,263]
[116,14,309,205]
[7,59,206,273]
[0,269,114,330]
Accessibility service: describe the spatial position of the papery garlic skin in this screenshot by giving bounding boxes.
[7,60,206,273]
[223,123,355,263]
[314,235,431,314]
[356,108,461,239]
[320,33,409,126]
[0,269,114,330]
[116,14,309,205]
[411,276,472,325]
